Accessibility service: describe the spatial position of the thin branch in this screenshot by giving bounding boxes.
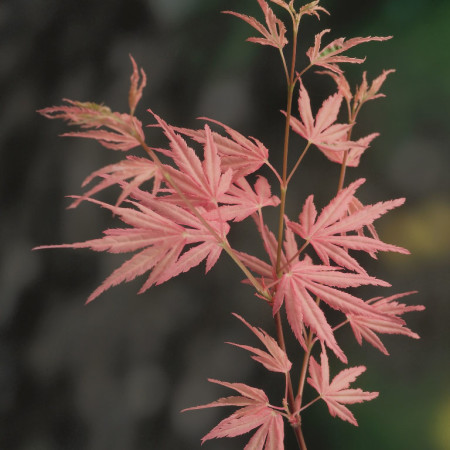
[296,328,315,406]
[287,141,311,185]
[275,26,299,275]
[265,159,283,185]
[300,396,321,412]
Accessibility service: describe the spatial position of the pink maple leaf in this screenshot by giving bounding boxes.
[317,69,353,105]
[283,226,300,267]
[347,196,384,258]
[228,313,292,373]
[34,192,228,302]
[297,1,329,19]
[234,250,274,280]
[173,118,269,179]
[307,29,392,74]
[354,69,396,107]
[149,111,233,208]
[318,132,379,167]
[39,100,145,151]
[287,178,409,274]
[116,190,230,285]
[69,156,161,208]
[288,80,367,155]
[307,346,378,425]
[224,0,288,50]
[233,227,299,294]
[253,217,281,269]
[319,69,395,110]
[244,217,300,282]
[271,0,329,21]
[273,258,390,362]
[128,55,147,115]
[315,69,395,166]
[183,379,284,449]
[347,291,425,355]
[216,176,280,222]
[38,58,147,151]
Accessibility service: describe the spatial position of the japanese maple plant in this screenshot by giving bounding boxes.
[36,0,424,448]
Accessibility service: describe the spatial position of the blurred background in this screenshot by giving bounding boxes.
[0,0,449,449]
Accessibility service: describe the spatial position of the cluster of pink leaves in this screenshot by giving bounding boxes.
[36,1,424,448]
[38,58,280,303]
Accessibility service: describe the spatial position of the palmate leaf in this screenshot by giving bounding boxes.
[173,118,269,179]
[317,70,353,105]
[244,413,284,450]
[224,0,288,50]
[215,176,280,222]
[252,214,286,270]
[273,259,391,362]
[288,178,409,273]
[69,156,161,208]
[38,56,147,152]
[347,196,379,257]
[307,346,378,425]
[228,313,292,373]
[39,100,145,151]
[149,111,233,208]
[238,220,300,289]
[315,68,395,166]
[353,69,396,107]
[271,0,329,21]
[235,227,299,295]
[34,192,229,302]
[297,1,329,20]
[183,379,285,449]
[319,68,395,111]
[317,132,379,167]
[288,80,369,155]
[347,291,425,355]
[307,29,392,74]
[234,250,274,280]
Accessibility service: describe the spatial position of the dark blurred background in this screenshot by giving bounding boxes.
[0,0,449,449]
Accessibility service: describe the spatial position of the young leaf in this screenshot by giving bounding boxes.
[228,313,292,373]
[39,100,145,151]
[39,58,147,150]
[297,1,329,20]
[354,70,396,107]
[307,346,378,425]
[317,69,395,166]
[270,1,329,24]
[128,55,147,115]
[224,0,288,50]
